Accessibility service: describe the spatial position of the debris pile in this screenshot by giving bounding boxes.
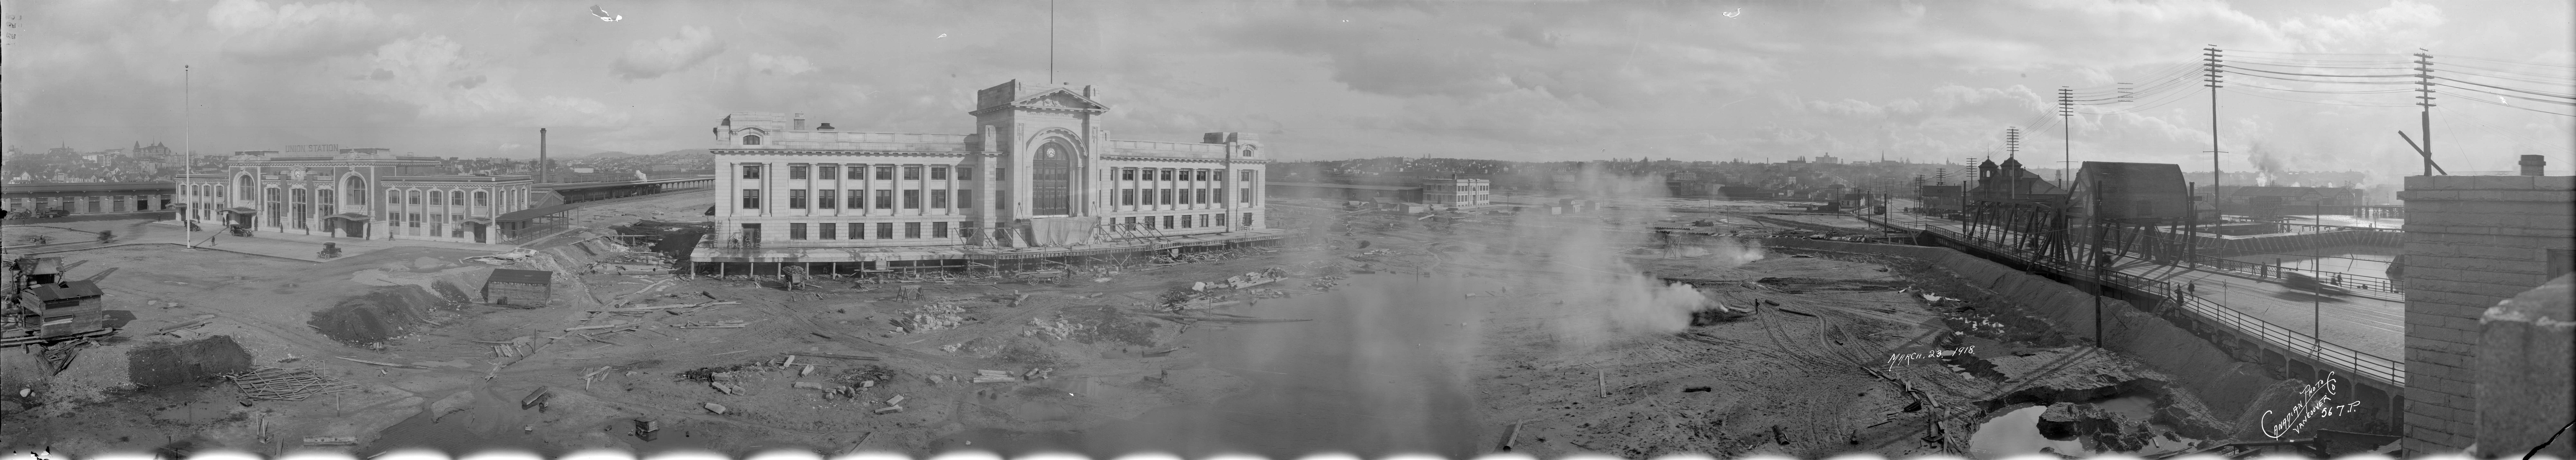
[224,367,360,401]
[1024,315,1090,341]
[466,248,540,266]
[896,302,968,333]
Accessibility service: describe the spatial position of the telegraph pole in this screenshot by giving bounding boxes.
[2204,46,2226,204]
[2413,51,2436,176]
[2005,127,2021,200]
[2058,87,2074,186]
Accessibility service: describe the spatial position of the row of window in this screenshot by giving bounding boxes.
[187,183,525,209]
[753,212,1257,242]
[1117,168,1256,183]
[762,221,969,240]
[750,164,995,181]
[1117,188,1251,206]
[741,189,988,210]
[6,196,166,213]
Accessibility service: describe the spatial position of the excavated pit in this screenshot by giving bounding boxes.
[308,284,466,345]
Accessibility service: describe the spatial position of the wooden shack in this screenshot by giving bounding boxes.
[21,280,107,338]
[483,269,555,307]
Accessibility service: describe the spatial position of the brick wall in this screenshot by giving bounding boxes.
[2397,174,2576,452]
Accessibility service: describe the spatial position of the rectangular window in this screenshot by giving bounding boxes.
[1241,188,1252,203]
[1215,189,1226,204]
[1122,168,1137,181]
[789,223,809,240]
[1124,217,1137,231]
[1163,215,1175,228]
[1197,189,1210,204]
[876,166,894,180]
[1182,215,1193,228]
[741,189,761,209]
[959,167,976,181]
[741,223,761,242]
[876,190,895,209]
[931,167,948,180]
[903,190,920,209]
[903,167,921,180]
[959,190,974,209]
[818,165,838,179]
[995,168,1008,181]
[932,221,949,238]
[2549,249,2574,280]
[818,190,837,208]
[847,166,865,180]
[959,221,976,239]
[790,165,809,180]
[1161,189,1174,205]
[931,189,949,208]
[1196,169,1209,182]
[847,190,865,208]
[1242,170,1255,181]
[1244,213,1253,227]
[995,190,1009,210]
[1121,189,1136,206]
[742,164,762,179]
[1161,169,1174,181]
[904,222,921,238]
[821,223,837,239]
[788,190,808,209]
[877,222,894,239]
[409,213,422,227]
[1216,214,1227,227]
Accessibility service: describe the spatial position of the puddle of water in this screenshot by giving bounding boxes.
[1969,400,2204,459]
[1969,405,2088,459]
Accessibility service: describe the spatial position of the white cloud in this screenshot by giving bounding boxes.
[206,0,405,63]
[748,53,816,77]
[612,26,727,80]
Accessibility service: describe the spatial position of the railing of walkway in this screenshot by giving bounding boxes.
[1864,213,2405,387]
[1867,214,2404,293]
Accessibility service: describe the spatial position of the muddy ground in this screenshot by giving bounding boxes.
[5,195,2240,459]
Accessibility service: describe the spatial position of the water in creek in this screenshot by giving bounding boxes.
[2222,245,2397,279]
[938,272,1506,459]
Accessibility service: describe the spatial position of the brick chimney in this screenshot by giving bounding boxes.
[2519,154,2545,176]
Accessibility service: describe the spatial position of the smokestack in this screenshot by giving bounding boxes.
[793,113,807,131]
[538,128,548,185]
[2520,154,2546,176]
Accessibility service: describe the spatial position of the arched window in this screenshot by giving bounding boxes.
[407,190,422,205]
[387,189,402,205]
[429,190,444,206]
[350,188,366,207]
[474,190,489,207]
[743,135,762,145]
[290,188,311,229]
[237,175,254,200]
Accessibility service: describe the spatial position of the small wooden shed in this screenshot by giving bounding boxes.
[483,269,555,307]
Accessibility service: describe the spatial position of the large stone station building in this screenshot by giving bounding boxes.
[692,80,1287,273]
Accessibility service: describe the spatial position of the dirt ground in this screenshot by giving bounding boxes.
[4,195,2235,459]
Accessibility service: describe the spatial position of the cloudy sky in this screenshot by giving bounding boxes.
[4,0,2569,178]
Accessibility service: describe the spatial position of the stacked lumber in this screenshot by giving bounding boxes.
[226,367,359,401]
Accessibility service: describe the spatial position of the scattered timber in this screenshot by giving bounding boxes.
[1129,312,1312,323]
[782,351,881,361]
[335,357,427,369]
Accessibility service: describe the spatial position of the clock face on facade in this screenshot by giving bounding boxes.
[1042,145,1062,159]
[286,166,310,181]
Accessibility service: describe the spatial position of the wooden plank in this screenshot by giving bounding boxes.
[781,351,880,361]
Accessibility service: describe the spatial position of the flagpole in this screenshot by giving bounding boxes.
[183,64,196,250]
